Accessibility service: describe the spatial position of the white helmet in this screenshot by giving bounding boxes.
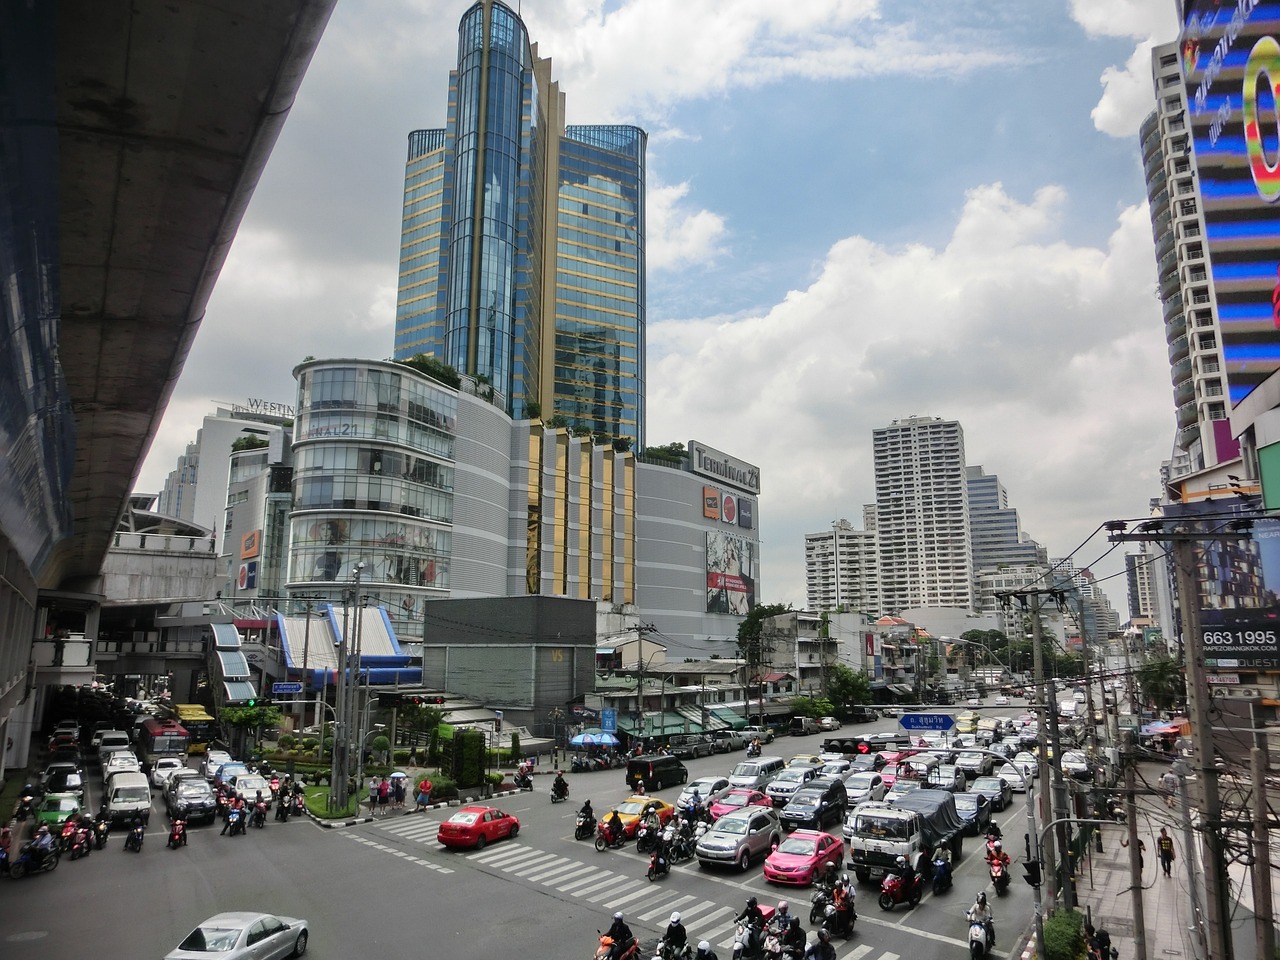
[698,942,712,953]
[614,912,625,921]
[671,912,681,924]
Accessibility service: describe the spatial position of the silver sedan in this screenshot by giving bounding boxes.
[165,912,308,960]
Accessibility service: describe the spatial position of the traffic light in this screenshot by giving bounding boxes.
[246,697,256,707]
[378,692,402,708]
[1023,859,1042,888]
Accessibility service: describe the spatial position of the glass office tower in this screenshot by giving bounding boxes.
[394,0,646,447]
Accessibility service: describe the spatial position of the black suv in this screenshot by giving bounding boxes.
[668,734,714,760]
[778,776,847,830]
[165,776,218,824]
[846,706,878,724]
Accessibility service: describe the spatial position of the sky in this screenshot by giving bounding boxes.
[135,0,1184,614]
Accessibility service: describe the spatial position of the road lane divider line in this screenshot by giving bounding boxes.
[639,893,696,921]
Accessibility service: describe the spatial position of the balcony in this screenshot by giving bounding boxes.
[1156,229,1175,259]
[1146,169,1168,202]
[1177,423,1201,450]
[1168,336,1190,364]
[1171,357,1193,385]
[1163,293,1184,321]
[1165,313,1186,342]
[1174,378,1196,406]
[1160,270,1181,299]
[1177,400,1199,429]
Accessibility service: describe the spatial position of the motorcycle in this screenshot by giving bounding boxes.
[93,816,110,850]
[594,933,639,960]
[251,802,268,829]
[731,920,766,960]
[167,819,188,849]
[68,824,94,860]
[967,916,994,959]
[1104,797,1126,823]
[647,846,670,881]
[746,743,762,759]
[14,791,36,821]
[551,780,569,803]
[575,812,597,841]
[932,854,953,894]
[123,823,145,852]
[635,822,658,854]
[571,756,589,773]
[59,818,81,852]
[877,871,923,911]
[7,839,59,878]
[989,858,1010,896]
[809,887,833,926]
[658,938,692,960]
[594,821,627,852]
[225,808,245,837]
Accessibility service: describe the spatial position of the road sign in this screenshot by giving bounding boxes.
[1117,715,1138,730]
[897,712,954,732]
[272,681,303,694]
[601,708,617,733]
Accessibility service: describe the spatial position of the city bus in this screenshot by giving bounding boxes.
[171,704,218,754]
[136,717,190,768]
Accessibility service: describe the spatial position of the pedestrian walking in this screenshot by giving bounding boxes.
[1157,827,1175,877]
[368,777,379,814]
[415,776,433,811]
[1160,769,1179,809]
[1120,835,1146,871]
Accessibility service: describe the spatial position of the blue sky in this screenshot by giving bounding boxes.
[136,0,1182,612]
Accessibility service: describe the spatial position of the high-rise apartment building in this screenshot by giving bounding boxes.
[1142,42,1236,475]
[966,465,1046,609]
[872,416,973,615]
[804,519,880,615]
[394,0,646,447]
[1125,548,1160,621]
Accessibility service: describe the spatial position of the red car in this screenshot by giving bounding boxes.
[437,805,520,850]
[762,829,844,886]
[709,788,773,821]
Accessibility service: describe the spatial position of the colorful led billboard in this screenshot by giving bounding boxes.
[1182,1,1280,405]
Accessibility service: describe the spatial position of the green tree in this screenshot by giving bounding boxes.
[1137,655,1186,711]
[735,603,791,668]
[221,704,283,731]
[789,696,835,719]
[827,664,871,712]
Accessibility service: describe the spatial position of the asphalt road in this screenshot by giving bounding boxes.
[1,713,1048,959]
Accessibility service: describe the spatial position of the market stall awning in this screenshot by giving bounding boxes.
[709,706,747,729]
[615,711,695,736]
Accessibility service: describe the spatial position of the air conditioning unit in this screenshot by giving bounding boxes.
[1236,688,1257,697]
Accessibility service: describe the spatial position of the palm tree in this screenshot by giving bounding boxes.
[1137,656,1186,712]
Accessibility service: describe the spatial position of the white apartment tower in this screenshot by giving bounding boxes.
[804,519,880,616]
[1142,42,1233,475]
[873,416,973,615]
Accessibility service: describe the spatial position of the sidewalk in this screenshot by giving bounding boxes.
[1022,765,1260,960]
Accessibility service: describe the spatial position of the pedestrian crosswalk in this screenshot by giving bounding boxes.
[358,817,944,959]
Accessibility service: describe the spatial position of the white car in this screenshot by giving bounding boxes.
[200,749,233,781]
[966,697,982,707]
[843,771,887,805]
[165,912,308,960]
[150,756,188,788]
[678,776,731,810]
[818,716,841,731]
[997,762,1030,792]
[994,695,1010,706]
[102,750,142,782]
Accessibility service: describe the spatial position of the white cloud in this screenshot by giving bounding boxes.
[648,184,1170,605]
[1070,0,1181,138]
[646,181,728,270]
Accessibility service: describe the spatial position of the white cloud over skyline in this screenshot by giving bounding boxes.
[139,0,1196,613]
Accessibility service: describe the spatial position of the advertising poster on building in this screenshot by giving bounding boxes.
[706,530,757,615]
[1181,1,1280,405]
[1166,498,1280,668]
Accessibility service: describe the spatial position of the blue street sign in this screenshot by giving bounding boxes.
[271,682,303,695]
[601,708,617,733]
[897,712,954,732]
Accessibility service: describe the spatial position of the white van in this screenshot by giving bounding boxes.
[727,756,786,791]
[103,771,152,825]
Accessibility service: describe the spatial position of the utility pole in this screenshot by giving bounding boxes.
[1110,524,1241,960]
[1123,732,1149,960]
[1028,593,1060,907]
[1171,536,1233,960]
[1251,743,1276,960]
[1174,758,1207,960]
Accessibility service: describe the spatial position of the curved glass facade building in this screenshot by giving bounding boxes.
[287,359,457,626]
[394,0,646,447]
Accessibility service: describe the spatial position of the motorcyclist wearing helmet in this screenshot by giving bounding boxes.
[580,798,595,822]
[803,929,836,960]
[31,823,55,852]
[986,839,1011,871]
[895,854,917,895]
[820,859,840,892]
[967,892,995,946]
[781,917,806,959]
[694,940,718,960]
[832,874,855,936]
[605,808,625,843]
[606,911,635,960]
[662,912,687,956]
[553,770,569,798]
[772,900,791,933]
[736,896,765,929]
